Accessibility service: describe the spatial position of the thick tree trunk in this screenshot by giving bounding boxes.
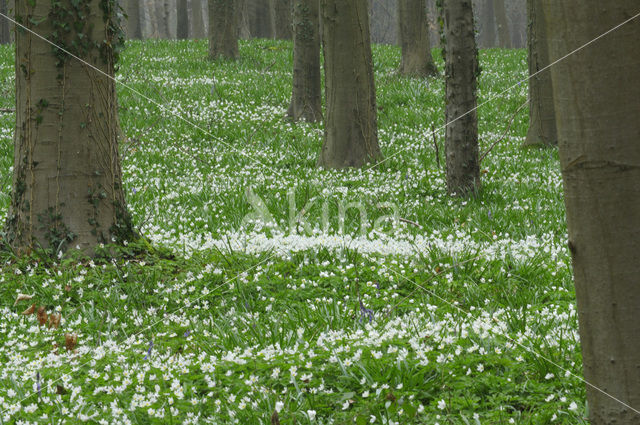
[443,0,480,196]
[318,0,381,168]
[177,0,190,38]
[523,0,556,147]
[6,0,134,255]
[192,0,206,38]
[273,0,293,40]
[287,0,321,122]
[208,0,239,59]
[492,0,510,48]
[543,2,640,423]
[398,0,437,77]
[0,0,10,44]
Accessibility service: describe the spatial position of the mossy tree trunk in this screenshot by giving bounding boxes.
[398,0,437,77]
[6,0,135,255]
[543,1,640,423]
[318,0,382,168]
[208,0,239,59]
[177,0,190,39]
[443,0,480,196]
[273,0,292,40]
[523,0,556,147]
[287,0,321,122]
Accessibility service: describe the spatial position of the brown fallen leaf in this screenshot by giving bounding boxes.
[13,294,33,306]
[65,333,78,351]
[37,306,48,326]
[22,303,37,315]
[48,313,61,329]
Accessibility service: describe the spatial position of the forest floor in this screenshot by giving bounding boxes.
[0,40,583,424]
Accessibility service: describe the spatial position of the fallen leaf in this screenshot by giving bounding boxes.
[56,385,67,395]
[65,333,77,351]
[49,313,61,329]
[37,306,48,326]
[13,294,33,306]
[271,411,280,425]
[22,303,36,315]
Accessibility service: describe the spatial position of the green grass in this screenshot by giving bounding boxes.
[0,39,584,424]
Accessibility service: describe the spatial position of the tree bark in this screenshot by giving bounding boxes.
[287,0,321,122]
[208,0,239,59]
[492,0,510,48]
[543,1,640,423]
[0,0,10,44]
[177,0,190,38]
[273,0,293,40]
[318,0,382,168]
[155,0,170,38]
[124,0,142,39]
[478,0,495,48]
[249,0,274,38]
[443,0,480,196]
[192,0,206,38]
[523,0,556,147]
[398,0,438,77]
[6,0,134,255]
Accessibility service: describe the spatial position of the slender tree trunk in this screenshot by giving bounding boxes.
[543,2,640,423]
[124,0,142,39]
[273,0,293,40]
[287,0,321,122]
[398,0,437,77]
[250,0,274,38]
[0,0,10,44]
[177,0,190,38]
[192,0,206,38]
[492,0,510,48]
[6,0,134,255]
[318,0,382,168]
[208,0,239,59]
[523,0,556,147]
[479,0,495,48]
[443,0,480,196]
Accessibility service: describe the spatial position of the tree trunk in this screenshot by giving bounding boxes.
[208,0,239,59]
[6,0,134,255]
[443,0,480,196]
[543,2,640,423]
[287,0,321,122]
[523,0,556,147]
[250,0,274,38]
[192,0,206,38]
[492,0,510,48]
[0,0,10,44]
[479,0,495,48]
[398,0,437,77]
[177,0,190,38]
[273,0,293,40]
[124,0,142,39]
[318,0,382,168]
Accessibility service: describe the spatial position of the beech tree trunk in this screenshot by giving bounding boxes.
[318,0,382,168]
[124,0,142,39]
[287,0,321,122]
[191,0,206,38]
[0,0,11,44]
[249,0,274,38]
[543,1,640,423]
[273,0,292,40]
[443,0,480,196]
[6,0,134,255]
[177,0,190,38]
[492,0,510,48]
[156,0,170,38]
[398,0,437,77]
[523,0,556,147]
[208,0,239,59]
[479,0,495,48]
